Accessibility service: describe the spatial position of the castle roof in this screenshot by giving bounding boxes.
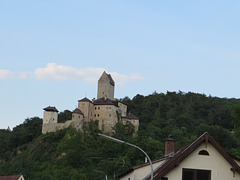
[93,97,119,106]
[106,73,115,86]
[100,71,115,86]
[43,106,59,112]
[78,97,92,103]
[72,108,84,115]
[123,113,139,120]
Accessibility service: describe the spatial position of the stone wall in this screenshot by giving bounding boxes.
[42,118,84,134]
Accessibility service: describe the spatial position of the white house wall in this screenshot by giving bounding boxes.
[165,143,240,180]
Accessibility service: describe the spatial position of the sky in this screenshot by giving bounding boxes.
[1,0,240,129]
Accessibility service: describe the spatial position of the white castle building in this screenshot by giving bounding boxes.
[42,71,139,134]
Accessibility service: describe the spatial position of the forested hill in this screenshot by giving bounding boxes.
[122,91,240,130]
[0,91,240,180]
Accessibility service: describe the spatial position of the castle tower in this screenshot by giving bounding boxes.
[97,71,115,100]
[72,108,84,121]
[43,106,58,124]
[78,97,94,122]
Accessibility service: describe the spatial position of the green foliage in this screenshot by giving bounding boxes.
[58,110,72,123]
[1,91,240,179]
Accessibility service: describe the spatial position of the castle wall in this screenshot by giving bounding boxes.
[42,117,84,134]
[78,101,94,122]
[43,111,58,124]
[92,104,117,132]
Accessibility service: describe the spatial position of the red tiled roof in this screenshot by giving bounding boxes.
[72,108,83,115]
[43,106,58,112]
[78,97,92,103]
[0,175,22,180]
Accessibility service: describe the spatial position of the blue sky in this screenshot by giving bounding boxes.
[1,0,240,129]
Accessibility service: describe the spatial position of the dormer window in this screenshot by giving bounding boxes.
[198,150,209,156]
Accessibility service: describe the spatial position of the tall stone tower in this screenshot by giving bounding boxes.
[43,106,58,124]
[97,71,115,100]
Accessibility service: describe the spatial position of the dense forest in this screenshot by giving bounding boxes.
[1,91,240,179]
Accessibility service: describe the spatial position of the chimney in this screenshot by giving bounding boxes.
[165,135,175,156]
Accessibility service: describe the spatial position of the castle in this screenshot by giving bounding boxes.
[42,71,139,134]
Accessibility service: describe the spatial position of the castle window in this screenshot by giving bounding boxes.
[95,107,97,110]
[109,107,111,110]
[97,114,99,117]
[98,107,100,110]
[79,115,80,118]
[94,114,96,117]
[106,107,108,110]
[198,150,209,156]
[82,103,85,106]
[109,114,111,117]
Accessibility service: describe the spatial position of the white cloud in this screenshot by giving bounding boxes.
[34,63,144,85]
[110,72,144,86]
[0,70,14,79]
[0,70,32,80]
[0,63,144,86]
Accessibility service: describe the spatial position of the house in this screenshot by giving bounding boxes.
[0,175,24,180]
[118,132,240,180]
[42,71,139,134]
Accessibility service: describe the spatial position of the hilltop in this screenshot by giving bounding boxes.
[0,91,240,179]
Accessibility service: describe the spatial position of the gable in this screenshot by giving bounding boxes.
[164,143,240,180]
[144,132,240,179]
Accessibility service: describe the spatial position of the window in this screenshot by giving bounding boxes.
[109,107,111,110]
[94,114,96,117]
[109,114,111,117]
[106,107,108,110]
[82,103,85,106]
[198,150,209,156]
[98,107,100,110]
[97,114,99,117]
[161,178,168,180]
[95,107,97,110]
[182,168,211,180]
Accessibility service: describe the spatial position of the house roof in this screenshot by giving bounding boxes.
[78,97,92,103]
[0,175,23,180]
[43,106,58,112]
[118,132,240,179]
[144,132,240,179]
[72,108,84,115]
